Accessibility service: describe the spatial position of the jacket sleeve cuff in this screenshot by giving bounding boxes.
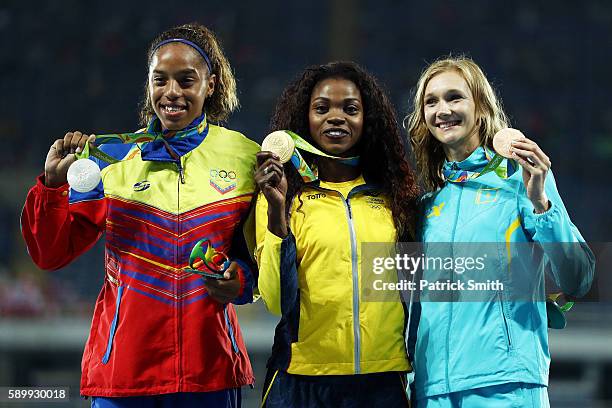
[265,228,286,245]
[533,201,570,242]
[533,200,553,216]
[34,174,70,206]
[278,231,298,315]
[231,258,255,305]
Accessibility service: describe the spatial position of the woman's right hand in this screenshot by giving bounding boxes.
[255,151,289,238]
[44,132,96,188]
[255,151,288,209]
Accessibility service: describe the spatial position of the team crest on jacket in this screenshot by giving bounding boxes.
[210,169,237,194]
[475,187,500,205]
[365,196,384,209]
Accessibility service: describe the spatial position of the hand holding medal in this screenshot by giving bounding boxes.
[255,132,289,225]
[256,129,362,237]
[493,128,551,213]
[259,129,359,183]
[45,131,98,191]
[45,117,209,193]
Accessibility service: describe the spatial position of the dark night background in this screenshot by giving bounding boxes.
[0,1,610,407]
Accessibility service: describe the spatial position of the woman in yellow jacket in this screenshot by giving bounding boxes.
[255,61,420,407]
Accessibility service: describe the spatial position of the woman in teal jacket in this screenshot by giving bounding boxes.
[405,57,594,407]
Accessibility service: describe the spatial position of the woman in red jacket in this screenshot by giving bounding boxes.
[21,23,259,408]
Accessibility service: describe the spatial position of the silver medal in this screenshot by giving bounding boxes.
[67,159,102,193]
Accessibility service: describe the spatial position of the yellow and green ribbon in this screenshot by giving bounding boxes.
[283,130,360,183]
[443,147,516,183]
[75,116,208,164]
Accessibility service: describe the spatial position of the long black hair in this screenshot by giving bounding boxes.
[270,61,420,239]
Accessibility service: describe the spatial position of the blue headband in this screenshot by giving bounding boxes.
[153,38,213,73]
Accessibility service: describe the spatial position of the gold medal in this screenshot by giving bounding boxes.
[261,131,295,163]
[493,128,524,159]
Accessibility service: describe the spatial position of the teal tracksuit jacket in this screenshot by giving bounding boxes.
[411,147,595,399]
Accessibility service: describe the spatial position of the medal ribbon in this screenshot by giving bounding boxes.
[283,130,360,183]
[549,292,574,312]
[75,116,208,163]
[443,147,516,183]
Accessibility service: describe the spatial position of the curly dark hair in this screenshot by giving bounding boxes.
[270,61,420,239]
[139,23,238,126]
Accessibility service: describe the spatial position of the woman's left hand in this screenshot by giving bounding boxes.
[510,137,551,213]
[202,261,241,304]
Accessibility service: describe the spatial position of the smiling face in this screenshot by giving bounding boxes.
[308,77,364,157]
[423,70,480,160]
[148,42,216,131]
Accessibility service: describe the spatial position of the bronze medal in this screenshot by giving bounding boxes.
[493,128,524,159]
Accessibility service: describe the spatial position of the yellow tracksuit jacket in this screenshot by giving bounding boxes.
[255,175,410,375]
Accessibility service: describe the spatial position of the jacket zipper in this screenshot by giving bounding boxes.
[158,140,187,389]
[176,157,183,390]
[342,195,361,374]
[176,160,185,185]
[312,184,371,374]
[498,292,512,348]
[446,182,463,391]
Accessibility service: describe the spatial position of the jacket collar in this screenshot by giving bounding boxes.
[140,114,209,162]
[308,173,382,196]
[442,146,491,173]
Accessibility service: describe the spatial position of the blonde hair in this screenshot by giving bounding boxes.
[405,56,509,191]
[140,23,238,125]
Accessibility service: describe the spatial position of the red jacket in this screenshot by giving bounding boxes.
[21,121,259,397]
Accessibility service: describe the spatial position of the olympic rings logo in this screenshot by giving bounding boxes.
[210,169,237,182]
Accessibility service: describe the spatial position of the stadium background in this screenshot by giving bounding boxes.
[0,1,610,406]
